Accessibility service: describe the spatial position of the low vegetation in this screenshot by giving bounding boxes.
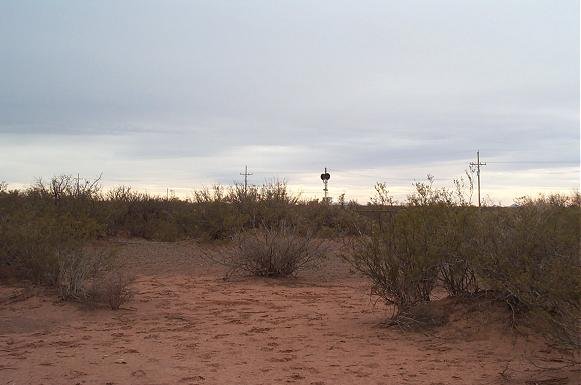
[87,271,134,310]
[347,178,580,349]
[231,223,326,278]
[55,248,112,301]
[474,195,580,349]
[0,174,579,347]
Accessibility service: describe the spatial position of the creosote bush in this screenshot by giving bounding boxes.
[349,233,438,316]
[348,177,579,350]
[474,196,580,349]
[0,175,362,281]
[230,224,326,278]
[1,174,578,348]
[347,176,476,316]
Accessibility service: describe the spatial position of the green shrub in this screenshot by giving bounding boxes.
[475,197,580,349]
[5,174,576,347]
[193,185,245,239]
[349,178,579,349]
[435,206,480,296]
[299,199,365,237]
[348,231,438,316]
[347,176,477,316]
[0,212,100,283]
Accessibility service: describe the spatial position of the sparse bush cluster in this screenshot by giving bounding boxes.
[473,197,580,348]
[0,176,134,309]
[1,176,363,243]
[189,181,364,240]
[86,271,134,310]
[348,177,479,315]
[347,179,580,349]
[1,174,579,345]
[230,223,326,278]
[0,175,359,306]
[55,248,112,301]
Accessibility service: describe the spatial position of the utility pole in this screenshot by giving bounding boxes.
[240,165,253,194]
[470,150,486,207]
[75,173,81,197]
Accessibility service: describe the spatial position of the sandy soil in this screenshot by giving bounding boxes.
[0,239,578,385]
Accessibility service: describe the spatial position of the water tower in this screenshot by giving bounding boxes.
[320,167,331,202]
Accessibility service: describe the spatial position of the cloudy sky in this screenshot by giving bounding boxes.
[0,0,579,204]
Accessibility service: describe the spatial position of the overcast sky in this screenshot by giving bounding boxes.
[0,0,579,204]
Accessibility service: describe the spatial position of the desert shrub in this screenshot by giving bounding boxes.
[0,210,116,302]
[474,198,580,349]
[408,176,480,297]
[228,223,326,278]
[254,180,300,227]
[190,180,353,239]
[298,199,366,237]
[348,238,426,316]
[353,184,580,348]
[435,206,480,296]
[1,175,369,247]
[56,248,112,301]
[348,226,439,317]
[87,271,134,310]
[0,176,117,305]
[104,189,193,241]
[439,255,478,296]
[347,175,479,317]
[351,176,579,345]
[0,210,101,283]
[192,185,245,239]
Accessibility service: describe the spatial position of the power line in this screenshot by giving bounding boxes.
[486,161,577,164]
[470,150,487,208]
[240,165,253,193]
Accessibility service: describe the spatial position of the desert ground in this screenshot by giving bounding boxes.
[0,239,578,385]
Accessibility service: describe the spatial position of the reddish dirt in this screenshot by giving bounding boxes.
[0,239,578,385]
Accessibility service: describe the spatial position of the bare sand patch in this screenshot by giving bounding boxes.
[0,239,577,385]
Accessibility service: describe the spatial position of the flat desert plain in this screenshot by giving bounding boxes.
[1,239,578,385]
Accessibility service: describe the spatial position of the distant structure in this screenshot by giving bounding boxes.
[470,150,486,207]
[240,165,253,194]
[320,167,331,202]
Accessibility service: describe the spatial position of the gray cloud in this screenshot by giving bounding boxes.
[0,0,578,203]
